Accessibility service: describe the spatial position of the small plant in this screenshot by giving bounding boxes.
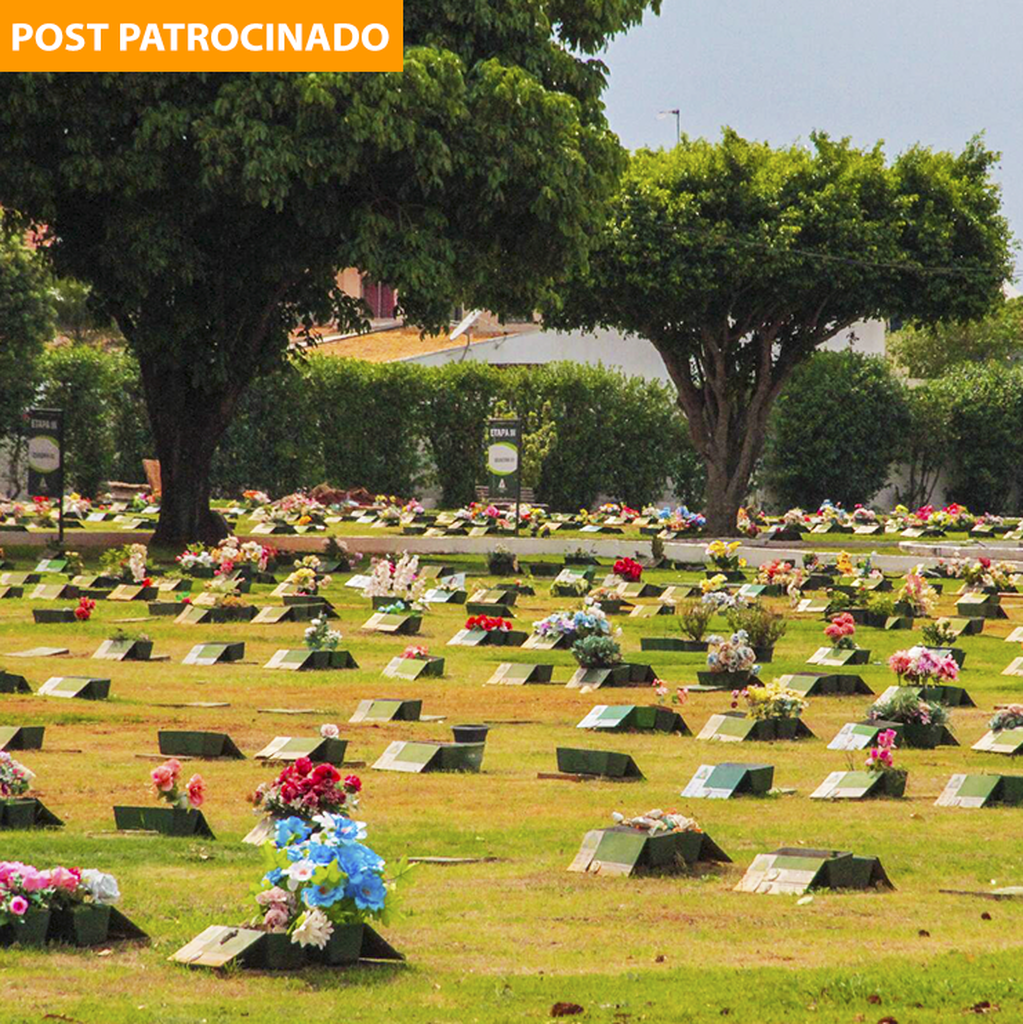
[324,536,360,569]
[650,535,666,563]
[823,612,857,649]
[487,545,518,576]
[572,634,623,668]
[825,588,852,613]
[865,592,896,617]
[0,751,34,797]
[726,602,786,649]
[679,600,714,642]
[868,690,949,726]
[110,627,151,643]
[921,619,958,647]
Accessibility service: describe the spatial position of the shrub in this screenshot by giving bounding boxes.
[763,351,910,510]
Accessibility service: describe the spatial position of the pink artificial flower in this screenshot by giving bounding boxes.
[263,904,290,931]
[150,765,175,792]
[49,866,81,892]
[888,651,912,676]
[186,774,205,808]
[9,896,28,915]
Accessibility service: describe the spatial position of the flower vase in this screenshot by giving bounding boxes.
[258,931,307,970]
[50,904,111,946]
[4,908,51,947]
[881,771,907,798]
[309,923,365,965]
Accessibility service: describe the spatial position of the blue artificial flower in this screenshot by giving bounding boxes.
[303,882,346,908]
[263,868,284,886]
[306,842,338,864]
[275,816,311,846]
[347,871,386,912]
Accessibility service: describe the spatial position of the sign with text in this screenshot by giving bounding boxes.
[486,418,521,501]
[25,408,63,499]
[3,1,403,70]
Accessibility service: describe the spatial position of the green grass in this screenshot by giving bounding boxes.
[3,552,1023,1022]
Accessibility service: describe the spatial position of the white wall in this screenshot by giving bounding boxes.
[403,320,887,382]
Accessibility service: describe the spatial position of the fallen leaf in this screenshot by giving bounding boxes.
[551,1004,584,1018]
[867,995,882,1005]
[968,1001,999,1014]
[95,947,113,957]
[654,954,665,963]
[981,912,993,921]
[797,895,814,906]
[918,929,930,937]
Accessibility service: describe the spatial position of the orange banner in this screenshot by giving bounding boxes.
[2,1,403,70]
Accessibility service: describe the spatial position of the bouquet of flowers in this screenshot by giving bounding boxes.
[242,489,271,507]
[253,813,407,949]
[212,537,276,575]
[364,553,426,608]
[400,645,430,660]
[100,542,150,584]
[755,559,803,588]
[533,606,613,642]
[150,759,205,809]
[304,617,342,651]
[251,759,361,821]
[74,596,96,621]
[897,572,938,617]
[990,705,1023,732]
[823,612,858,649]
[705,631,758,675]
[652,679,688,707]
[176,545,216,571]
[734,680,807,720]
[62,493,92,518]
[0,752,34,798]
[960,556,1015,591]
[0,862,120,927]
[864,728,906,791]
[285,567,322,595]
[888,648,959,685]
[465,614,512,633]
[612,557,643,582]
[868,690,949,726]
[610,808,701,834]
[705,540,744,571]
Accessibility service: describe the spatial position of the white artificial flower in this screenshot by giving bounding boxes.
[285,860,315,890]
[291,908,333,949]
[320,723,340,739]
[80,869,120,905]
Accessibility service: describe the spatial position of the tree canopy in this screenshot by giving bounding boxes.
[0,0,660,540]
[547,129,1013,532]
[888,295,1023,378]
[0,223,56,444]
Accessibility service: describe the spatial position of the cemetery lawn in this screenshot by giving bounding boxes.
[3,550,1023,1022]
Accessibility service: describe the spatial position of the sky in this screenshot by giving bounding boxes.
[601,0,1022,274]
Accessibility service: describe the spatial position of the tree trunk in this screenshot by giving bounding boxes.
[137,358,240,547]
[703,461,743,537]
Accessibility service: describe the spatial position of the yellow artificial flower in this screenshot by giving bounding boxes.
[739,558,747,568]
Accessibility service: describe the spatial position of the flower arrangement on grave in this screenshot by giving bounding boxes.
[726,603,786,651]
[652,679,688,707]
[887,648,959,685]
[100,542,150,584]
[62,493,92,518]
[74,597,96,621]
[465,614,513,633]
[736,506,761,538]
[150,759,205,810]
[251,760,361,822]
[212,537,276,575]
[30,496,57,525]
[921,619,959,647]
[586,586,622,606]
[957,556,1015,591]
[54,549,85,576]
[533,606,615,642]
[679,600,714,642]
[253,813,408,949]
[242,489,271,507]
[823,612,858,650]
[110,627,151,645]
[705,540,744,571]
[851,505,878,523]
[610,808,702,834]
[304,617,343,651]
[868,690,949,727]
[864,728,907,788]
[755,559,802,588]
[0,752,34,798]
[321,724,340,739]
[285,567,324,595]
[700,581,744,612]
[400,645,430,660]
[864,592,896,618]
[782,507,807,526]
[0,863,121,927]
[612,557,643,582]
[989,706,1023,732]
[487,545,517,575]
[364,553,426,609]
[552,575,591,598]
[734,680,807,720]
[705,631,759,675]
[323,536,361,570]
[571,634,623,668]
[176,544,216,572]
[700,573,728,595]
[897,572,938,617]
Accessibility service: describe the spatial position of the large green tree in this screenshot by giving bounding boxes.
[546,130,1012,534]
[888,294,1023,377]
[0,223,55,443]
[0,1,658,542]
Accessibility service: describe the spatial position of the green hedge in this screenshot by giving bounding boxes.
[20,347,706,508]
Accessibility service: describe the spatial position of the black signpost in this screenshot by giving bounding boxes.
[25,408,64,544]
[486,417,522,532]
